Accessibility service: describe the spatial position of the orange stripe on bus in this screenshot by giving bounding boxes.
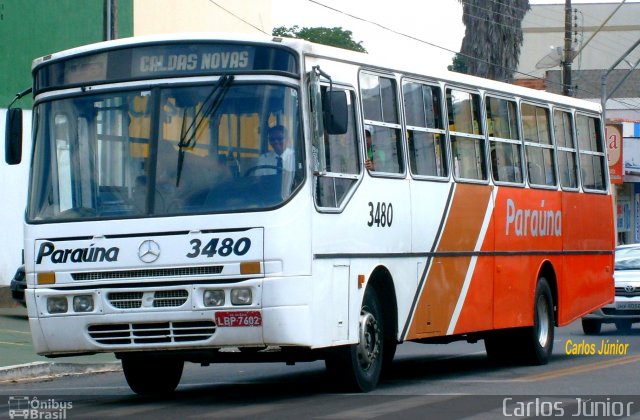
[406,184,493,339]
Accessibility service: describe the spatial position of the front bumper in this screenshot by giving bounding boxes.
[26,277,314,356]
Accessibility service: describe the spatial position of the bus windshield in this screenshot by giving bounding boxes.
[28,81,303,222]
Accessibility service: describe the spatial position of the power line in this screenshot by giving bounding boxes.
[307,0,459,56]
[207,0,270,35]
[306,0,635,106]
[307,0,548,83]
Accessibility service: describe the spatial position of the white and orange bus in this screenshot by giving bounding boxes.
[5,33,614,395]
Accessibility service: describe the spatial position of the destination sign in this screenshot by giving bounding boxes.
[34,42,298,93]
[131,46,254,76]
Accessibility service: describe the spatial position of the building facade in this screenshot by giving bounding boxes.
[515,2,640,244]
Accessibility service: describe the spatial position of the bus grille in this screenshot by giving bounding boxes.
[108,290,188,309]
[72,265,223,281]
[87,321,216,345]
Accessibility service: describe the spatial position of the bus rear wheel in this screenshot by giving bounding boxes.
[325,287,384,392]
[121,354,184,396]
[520,278,555,365]
[485,278,554,365]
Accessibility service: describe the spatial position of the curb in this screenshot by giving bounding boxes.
[0,362,122,383]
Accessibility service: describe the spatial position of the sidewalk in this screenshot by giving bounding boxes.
[0,288,120,383]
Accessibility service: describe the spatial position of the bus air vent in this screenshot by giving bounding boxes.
[87,321,216,345]
[107,290,189,309]
[72,265,223,281]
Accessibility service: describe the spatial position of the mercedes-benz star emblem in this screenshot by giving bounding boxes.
[138,240,160,263]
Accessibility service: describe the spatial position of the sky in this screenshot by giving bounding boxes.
[271,0,639,71]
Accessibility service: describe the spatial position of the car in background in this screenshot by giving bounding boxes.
[582,244,640,334]
[9,265,26,307]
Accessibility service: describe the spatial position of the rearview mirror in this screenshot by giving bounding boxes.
[5,108,23,165]
[323,90,348,135]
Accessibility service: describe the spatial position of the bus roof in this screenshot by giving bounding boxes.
[32,32,601,114]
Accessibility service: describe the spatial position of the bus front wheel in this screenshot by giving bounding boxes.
[325,287,384,392]
[122,354,184,396]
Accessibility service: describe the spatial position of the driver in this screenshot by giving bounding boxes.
[255,125,295,175]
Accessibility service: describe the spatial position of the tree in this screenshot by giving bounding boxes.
[455,0,530,82]
[272,25,367,53]
[448,53,468,74]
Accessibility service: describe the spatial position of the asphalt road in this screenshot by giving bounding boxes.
[0,321,639,419]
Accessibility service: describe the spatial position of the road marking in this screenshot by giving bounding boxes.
[513,354,640,382]
[0,329,30,335]
[0,341,28,346]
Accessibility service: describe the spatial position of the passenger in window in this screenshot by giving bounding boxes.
[256,125,294,175]
[364,126,386,171]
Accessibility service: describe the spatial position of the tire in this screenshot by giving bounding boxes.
[484,278,554,365]
[615,319,633,333]
[520,278,555,365]
[381,338,397,376]
[325,287,384,392]
[122,355,184,396]
[581,319,602,335]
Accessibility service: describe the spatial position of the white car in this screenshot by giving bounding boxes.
[582,244,640,334]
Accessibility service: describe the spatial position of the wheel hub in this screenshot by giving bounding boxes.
[536,295,550,348]
[357,311,381,370]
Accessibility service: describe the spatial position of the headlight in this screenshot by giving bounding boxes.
[203,290,225,307]
[47,296,68,314]
[230,288,252,305]
[73,295,94,312]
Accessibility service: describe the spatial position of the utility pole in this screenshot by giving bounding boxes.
[103,0,118,41]
[562,0,573,96]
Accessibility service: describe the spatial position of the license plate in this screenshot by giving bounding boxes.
[615,302,640,310]
[215,310,262,327]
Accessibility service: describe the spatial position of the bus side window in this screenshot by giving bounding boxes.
[403,80,448,178]
[315,88,359,209]
[553,109,578,189]
[521,103,556,187]
[447,88,486,181]
[486,96,522,184]
[360,72,403,174]
[576,114,606,191]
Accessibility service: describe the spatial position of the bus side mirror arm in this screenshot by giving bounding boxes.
[5,87,31,165]
[309,67,327,174]
[309,66,348,175]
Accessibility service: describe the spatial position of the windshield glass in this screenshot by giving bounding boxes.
[28,81,303,222]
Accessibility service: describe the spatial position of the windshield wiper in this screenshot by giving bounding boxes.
[175,75,234,187]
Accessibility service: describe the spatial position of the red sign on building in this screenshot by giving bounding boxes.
[607,124,623,184]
